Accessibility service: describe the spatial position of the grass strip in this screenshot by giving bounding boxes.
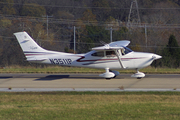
[1,66,180,74]
[0,91,180,120]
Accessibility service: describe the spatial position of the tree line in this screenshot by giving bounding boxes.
[0,0,180,68]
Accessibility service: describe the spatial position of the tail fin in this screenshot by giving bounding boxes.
[14,31,49,62]
[14,31,46,52]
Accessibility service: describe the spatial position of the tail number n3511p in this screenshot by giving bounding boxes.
[49,59,72,65]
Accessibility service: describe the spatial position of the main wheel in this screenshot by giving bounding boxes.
[137,77,142,79]
[106,78,111,80]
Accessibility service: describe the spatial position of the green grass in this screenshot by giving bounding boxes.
[0,66,180,74]
[0,91,180,120]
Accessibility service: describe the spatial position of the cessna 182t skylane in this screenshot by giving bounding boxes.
[14,31,161,79]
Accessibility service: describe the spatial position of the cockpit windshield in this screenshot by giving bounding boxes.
[121,47,133,55]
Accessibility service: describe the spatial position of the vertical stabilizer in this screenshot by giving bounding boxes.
[14,31,46,52]
[14,31,50,61]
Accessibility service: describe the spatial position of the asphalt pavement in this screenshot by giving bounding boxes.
[0,73,179,92]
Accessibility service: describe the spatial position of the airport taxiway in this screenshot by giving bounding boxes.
[0,73,179,92]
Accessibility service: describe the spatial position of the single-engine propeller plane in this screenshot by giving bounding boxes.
[14,31,161,79]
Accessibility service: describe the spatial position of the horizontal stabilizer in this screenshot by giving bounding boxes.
[26,57,47,62]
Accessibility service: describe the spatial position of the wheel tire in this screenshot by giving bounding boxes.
[137,77,142,79]
[112,75,116,78]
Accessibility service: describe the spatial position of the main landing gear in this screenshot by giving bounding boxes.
[99,68,120,80]
[131,69,145,79]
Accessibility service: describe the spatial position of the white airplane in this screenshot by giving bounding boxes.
[14,31,161,79]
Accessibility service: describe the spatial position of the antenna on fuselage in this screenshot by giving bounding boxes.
[100,41,108,45]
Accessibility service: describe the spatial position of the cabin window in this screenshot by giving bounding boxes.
[91,51,104,57]
[106,51,116,57]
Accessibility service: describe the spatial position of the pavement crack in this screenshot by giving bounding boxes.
[125,79,143,89]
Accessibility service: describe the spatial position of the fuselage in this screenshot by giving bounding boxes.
[26,48,161,70]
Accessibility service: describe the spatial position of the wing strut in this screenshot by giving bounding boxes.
[114,50,126,69]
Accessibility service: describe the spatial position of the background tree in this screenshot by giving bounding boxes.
[0,0,16,15]
[1,0,180,67]
[81,9,97,25]
[159,35,180,68]
[20,3,46,17]
[92,0,111,21]
[77,25,109,53]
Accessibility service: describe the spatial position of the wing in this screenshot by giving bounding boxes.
[109,40,130,47]
[92,40,130,51]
